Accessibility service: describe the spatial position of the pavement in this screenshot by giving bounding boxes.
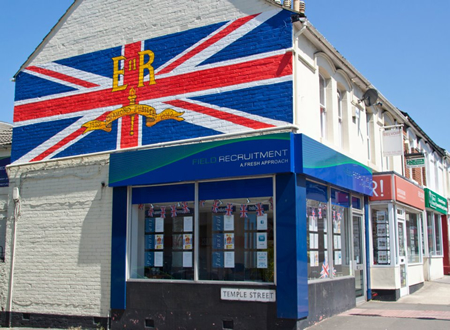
[306,276,450,330]
[3,277,450,329]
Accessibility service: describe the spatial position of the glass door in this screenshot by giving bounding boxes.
[397,218,409,297]
[352,214,365,300]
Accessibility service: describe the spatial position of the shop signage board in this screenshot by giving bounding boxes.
[109,133,292,186]
[406,157,425,168]
[382,128,403,157]
[295,135,373,196]
[424,188,448,214]
[370,173,424,210]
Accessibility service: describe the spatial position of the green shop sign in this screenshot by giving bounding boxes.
[424,188,448,214]
[406,157,425,168]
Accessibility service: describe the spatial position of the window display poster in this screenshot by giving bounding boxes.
[224,233,235,250]
[324,234,328,249]
[377,237,387,250]
[173,217,183,232]
[378,251,388,264]
[224,251,235,268]
[213,215,224,231]
[257,214,268,230]
[145,234,155,250]
[309,233,318,249]
[172,252,182,267]
[213,234,224,249]
[376,211,386,223]
[333,219,341,234]
[244,213,257,231]
[184,216,193,232]
[183,234,192,250]
[213,251,224,268]
[183,251,193,267]
[257,251,268,268]
[145,251,154,267]
[333,235,341,249]
[145,218,155,233]
[256,232,267,249]
[154,251,163,267]
[334,251,342,265]
[323,217,327,233]
[224,215,234,231]
[377,224,387,236]
[309,216,318,232]
[172,234,183,250]
[309,251,319,267]
[155,218,164,232]
[155,234,164,249]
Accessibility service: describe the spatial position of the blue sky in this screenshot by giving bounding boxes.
[1,0,449,151]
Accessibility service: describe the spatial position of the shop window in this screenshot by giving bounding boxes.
[427,212,443,256]
[331,189,351,277]
[372,207,391,265]
[306,181,328,280]
[434,214,442,255]
[129,178,274,283]
[198,179,273,282]
[351,196,362,210]
[129,184,195,280]
[406,212,421,263]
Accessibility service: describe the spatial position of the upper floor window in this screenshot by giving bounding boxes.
[337,90,343,148]
[319,74,327,140]
[366,112,373,161]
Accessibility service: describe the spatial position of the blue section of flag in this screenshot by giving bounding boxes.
[53,122,119,159]
[191,81,293,122]
[55,46,122,78]
[144,22,226,70]
[200,10,292,66]
[11,117,81,161]
[14,72,77,102]
[141,120,220,146]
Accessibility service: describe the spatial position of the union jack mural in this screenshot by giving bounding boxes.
[12,9,293,163]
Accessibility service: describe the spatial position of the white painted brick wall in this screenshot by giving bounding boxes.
[6,154,112,317]
[31,0,277,66]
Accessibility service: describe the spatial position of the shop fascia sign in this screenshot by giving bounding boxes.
[424,188,447,214]
[405,153,425,168]
[370,173,425,210]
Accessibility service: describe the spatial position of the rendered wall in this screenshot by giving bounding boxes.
[5,155,112,317]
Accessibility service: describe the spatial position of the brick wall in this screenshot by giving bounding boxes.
[5,154,111,317]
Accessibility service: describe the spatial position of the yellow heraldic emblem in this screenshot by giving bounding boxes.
[81,88,185,135]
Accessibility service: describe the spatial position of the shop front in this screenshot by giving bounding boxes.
[108,132,372,329]
[424,188,447,280]
[369,173,425,301]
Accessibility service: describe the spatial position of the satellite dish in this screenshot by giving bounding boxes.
[361,88,379,107]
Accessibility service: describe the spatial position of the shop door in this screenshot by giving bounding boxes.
[352,215,365,300]
[397,219,409,297]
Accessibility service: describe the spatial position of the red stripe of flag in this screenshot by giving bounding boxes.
[158,14,259,75]
[14,53,292,123]
[166,99,275,129]
[27,66,99,88]
[120,42,142,149]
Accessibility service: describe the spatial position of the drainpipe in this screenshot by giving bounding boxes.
[6,187,20,327]
[364,196,372,300]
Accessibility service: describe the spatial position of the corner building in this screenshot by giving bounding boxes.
[4,1,381,329]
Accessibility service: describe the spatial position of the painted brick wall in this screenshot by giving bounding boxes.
[5,155,112,317]
[31,0,277,65]
[13,0,293,164]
